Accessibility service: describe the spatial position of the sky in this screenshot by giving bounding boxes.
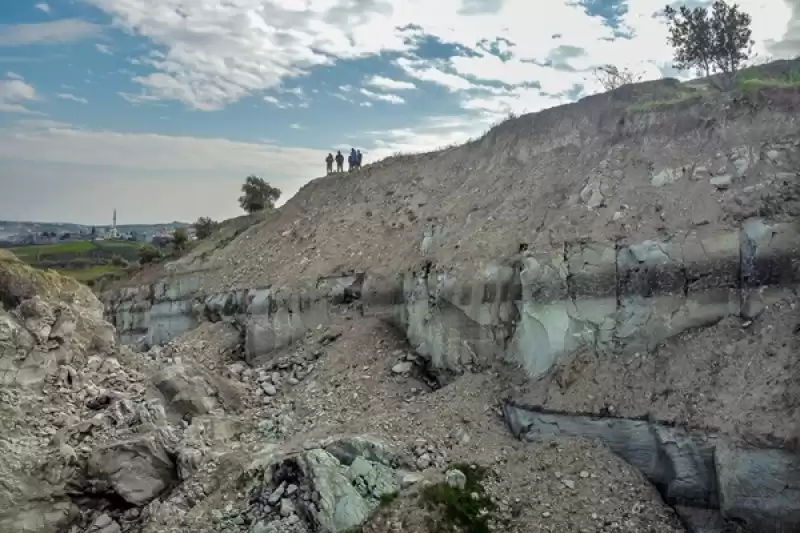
[0,0,797,225]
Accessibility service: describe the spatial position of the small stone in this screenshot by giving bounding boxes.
[93,514,113,528]
[287,514,300,525]
[392,362,413,375]
[542,511,551,518]
[445,469,467,490]
[279,498,295,517]
[710,175,732,190]
[268,483,286,505]
[562,479,575,489]
[287,376,299,386]
[401,472,424,487]
[579,471,589,479]
[286,483,298,496]
[416,453,432,470]
[261,383,277,396]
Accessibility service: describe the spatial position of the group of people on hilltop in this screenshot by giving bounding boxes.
[325,148,363,174]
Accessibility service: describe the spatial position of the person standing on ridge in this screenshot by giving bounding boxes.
[356,150,363,170]
[325,152,334,174]
[348,148,357,172]
[335,150,344,172]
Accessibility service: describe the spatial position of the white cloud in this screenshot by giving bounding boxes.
[0,76,39,114]
[289,123,305,129]
[360,114,495,161]
[0,119,323,223]
[0,19,101,46]
[360,101,373,107]
[364,75,416,91]
[95,43,113,55]
[6,71,23,80]
[264,95,289,108]
[395,57,477,92]
[35,3,51,14]
[82,0,795,114]
[359,87,405,104]
[56,92,88,104]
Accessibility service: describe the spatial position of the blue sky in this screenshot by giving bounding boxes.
[0,0,796,225]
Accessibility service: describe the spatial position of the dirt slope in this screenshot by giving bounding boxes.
[165,79,800,293]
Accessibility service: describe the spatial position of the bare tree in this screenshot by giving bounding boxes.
[593,64,644,91]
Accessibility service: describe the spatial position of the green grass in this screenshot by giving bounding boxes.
[737,69,800,90]
[9,240,96,258]
[56,264,123,282]
[627,88,706,112]
[420,464,496,533]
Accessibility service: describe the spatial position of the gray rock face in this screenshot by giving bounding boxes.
[107,219,800,388]
[87,434,176,506]
[715,441,800,533]
[503,403,719,507]
[503,403,800,533]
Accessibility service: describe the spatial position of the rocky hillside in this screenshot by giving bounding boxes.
[157,68,800,293]
[7,62,800,533]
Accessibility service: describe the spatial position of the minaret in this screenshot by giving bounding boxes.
[112,209,117,238]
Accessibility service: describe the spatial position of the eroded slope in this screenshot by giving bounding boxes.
[174,83,799,293]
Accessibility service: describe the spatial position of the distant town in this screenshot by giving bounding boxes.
[0,210,193,248]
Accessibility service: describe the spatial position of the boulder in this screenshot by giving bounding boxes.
[303,448,371,532]
[152,363,246,422]
[87,434,176,506]
[0,500,78,533]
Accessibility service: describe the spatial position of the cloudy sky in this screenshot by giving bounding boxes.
[0,0,797,225]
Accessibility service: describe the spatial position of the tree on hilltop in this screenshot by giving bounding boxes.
[238,175,282,214]
[663,0,753,89]
[593,64,644,91]
[193,217,215,239]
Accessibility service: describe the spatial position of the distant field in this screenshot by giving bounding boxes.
[8,239,144,284]
[9,240,96,258]
[9,240,142,261]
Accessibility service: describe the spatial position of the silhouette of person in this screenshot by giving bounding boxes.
[356,150,363,169]
[348,148,357,172]
[335,150,344,172]
[325,152,334,174]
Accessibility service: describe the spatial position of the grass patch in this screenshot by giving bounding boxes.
[420,464,495,533]
[738,69,800,90]
[56,264,123,282]
[627,88,706,112]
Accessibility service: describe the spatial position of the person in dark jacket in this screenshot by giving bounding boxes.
[356,150,363,169]
[325,153,334,174]
[348,148,357,172]
[335,151,344,172]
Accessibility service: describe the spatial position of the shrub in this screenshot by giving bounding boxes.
[110,255,129,268]
[593,64,644,91]
[172,227,189,251]
[138,245,163,264]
